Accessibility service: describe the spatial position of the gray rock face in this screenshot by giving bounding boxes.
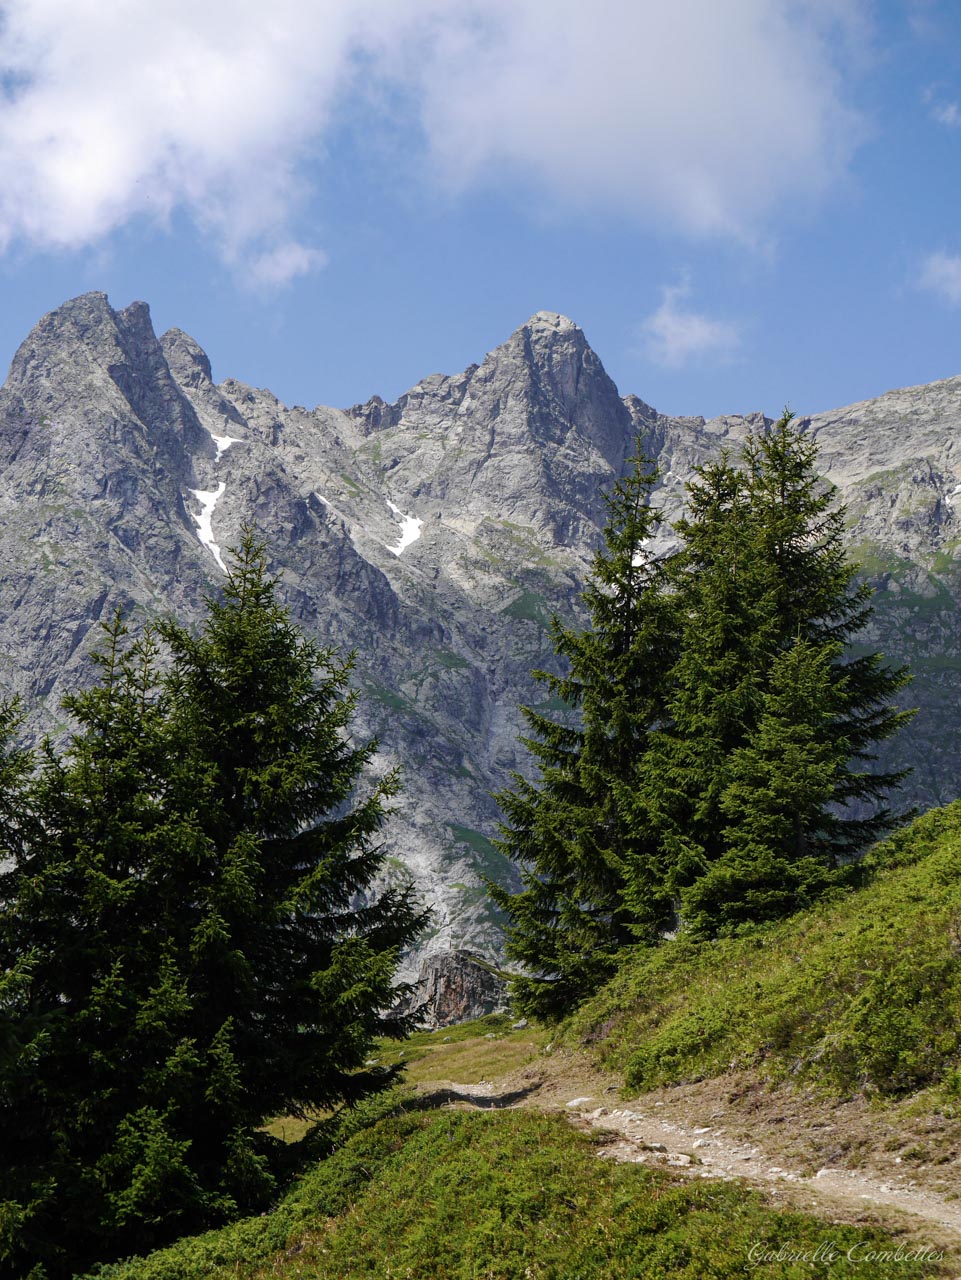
[1,292,960,974]
[410,950,509,1028]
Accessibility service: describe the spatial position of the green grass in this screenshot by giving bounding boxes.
[485,519,564,570]
[533,693,575,713]
[364,681,411,713]
[845,538,961,601]
[931,543,961,574]
[447,823,516,892]
[846,545,906,578]
[501,589,551,627]
[87,1107,939,1279]
[447,823,498,859]
[432,648,469,670]
[567,803,961,1101]
[373,1014,543,1083]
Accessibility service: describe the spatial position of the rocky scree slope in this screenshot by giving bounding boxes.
[0,293,957,969]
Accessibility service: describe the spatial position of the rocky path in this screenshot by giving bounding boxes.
[568,1098,961,1239]
[428,1074,961,1257]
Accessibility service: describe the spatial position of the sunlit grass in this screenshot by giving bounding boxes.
[567,802,961,1104]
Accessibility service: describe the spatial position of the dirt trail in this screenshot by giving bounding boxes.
[570,1098,961,1238]
[421,1059,961,1260]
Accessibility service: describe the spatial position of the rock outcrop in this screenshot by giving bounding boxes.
[410,950,510,1028]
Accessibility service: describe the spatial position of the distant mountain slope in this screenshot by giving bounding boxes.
[0,293,957,968]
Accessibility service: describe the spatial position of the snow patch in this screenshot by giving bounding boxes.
[313,491,331,506]
[188,483,227,572]
[632,537,657,567]
[209,430,243,458]
[386,499,423,556]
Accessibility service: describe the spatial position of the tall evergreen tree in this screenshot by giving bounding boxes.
[0,534,425,1279]
[681,637,854,936]
[634,453,760,898]
[156,534,426,1131]
[0,620,207,1277]
[489,447,677,1020]
[741,414,914,857]
[642,412,913,935]
[496,411,913,1007]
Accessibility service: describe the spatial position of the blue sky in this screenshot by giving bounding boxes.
[2,1,961,421]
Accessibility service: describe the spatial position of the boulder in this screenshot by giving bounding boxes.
[412,949,510,1028]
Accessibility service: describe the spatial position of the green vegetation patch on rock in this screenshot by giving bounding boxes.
[501,588,551,627]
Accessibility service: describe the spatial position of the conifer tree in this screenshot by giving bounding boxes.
[0,534,425,1279]
[681,638,854,936]
[0,620,207,1277]
[489,448,677,1019]
[156,533,426,1129]
[741,414,913,857]
[634,454,760,898]
[642,412,913,935]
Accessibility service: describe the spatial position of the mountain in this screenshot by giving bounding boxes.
[0,293,958,969]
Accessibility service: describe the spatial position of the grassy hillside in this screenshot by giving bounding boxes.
[81,805,961,1279]
[88,1103,939,1280]
[567,802,961,1101]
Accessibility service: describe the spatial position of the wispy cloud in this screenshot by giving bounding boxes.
[246,242,328,290]
[0,0,868,272]
[932,101,961,127]
[640,281,741,369]
[908,0,941,42]
[918,251,961,304]
[923,85,961,127]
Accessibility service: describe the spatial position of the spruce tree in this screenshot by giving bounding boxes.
[0,619,208,1276]
[636,454,761,899]
[741,413,914,857]
[0,699,46,1265]
[681,638,854,936]
[156,533,426,1130]
[0,534,425,1279]
[490,447,677,1019]
[643,412,913,936]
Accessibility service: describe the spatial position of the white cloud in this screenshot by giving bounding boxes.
[247,241,328,289]
[0,0,867,269]
[415,0,866,241]
[640,281,740,369]
[923,85,961,127]
[933,102,961,127]
[908,0,941,41]
[918,252,961,305]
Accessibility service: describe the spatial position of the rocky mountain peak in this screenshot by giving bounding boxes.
[484,310,632,468]
[526,310,578,330]
[5,293,208,463]
[8,292,118,393]
[337,311,636,548]
[520,310,582,349]
[161,327,214,388]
